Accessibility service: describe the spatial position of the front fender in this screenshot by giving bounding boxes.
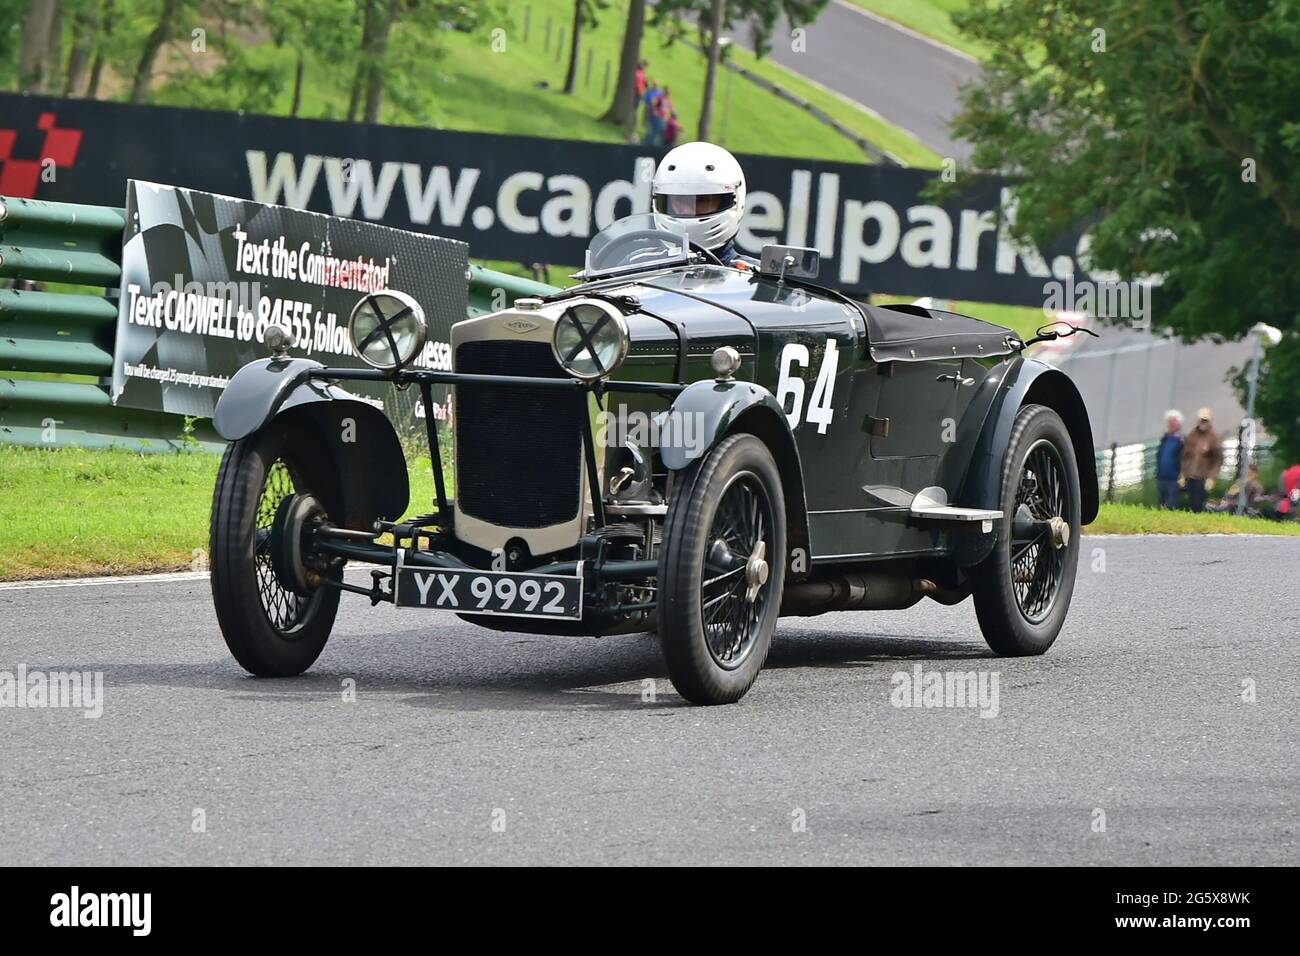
[214,357,409,528]
[214,357,330,441]
[657,379,811,577]
[659,379,790,471]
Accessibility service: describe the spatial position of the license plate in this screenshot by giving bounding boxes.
[393,560,583,620]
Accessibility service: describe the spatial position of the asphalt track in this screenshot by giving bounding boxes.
[2,535,1295,865]
[765,0,981,161]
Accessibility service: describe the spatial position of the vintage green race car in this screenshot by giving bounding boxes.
[209,213,1097,705]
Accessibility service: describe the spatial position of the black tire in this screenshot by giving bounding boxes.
[210,423,342,677]
[972,403,1082,656]
[658,434,786,705]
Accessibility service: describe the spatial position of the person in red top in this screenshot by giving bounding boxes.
[634,60,647,99]
[1278,462,1300,516]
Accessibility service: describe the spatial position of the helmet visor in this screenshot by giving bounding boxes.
[654,192,736,218]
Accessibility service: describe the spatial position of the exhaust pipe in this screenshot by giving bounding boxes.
[780,572,970,616]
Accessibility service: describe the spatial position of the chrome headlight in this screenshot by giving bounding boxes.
[551,300,629,380]
[348,289,428,370]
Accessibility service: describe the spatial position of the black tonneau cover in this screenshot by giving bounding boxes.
[862,303,1020,362]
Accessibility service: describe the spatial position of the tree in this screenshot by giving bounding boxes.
[697,0,724,140]
[347,0,375,121]
[343,0,485,124]
[18,0,61,91]
[85,0,116,99]
[950,0,1300,459]
[130,0,184,102]
[63,0,101,96]
[563,0,606,96]
[602,0,646,129]
[362,0,395,122]
[656,0,828,141]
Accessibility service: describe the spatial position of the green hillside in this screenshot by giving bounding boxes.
[150,0,939,168]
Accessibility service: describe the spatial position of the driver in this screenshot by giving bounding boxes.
[651,141,756,269]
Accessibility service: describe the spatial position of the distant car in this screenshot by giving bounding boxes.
[208,213,1098,705]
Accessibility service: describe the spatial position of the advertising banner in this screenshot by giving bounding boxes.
[110,179,467,430]
[3,94,1086,306]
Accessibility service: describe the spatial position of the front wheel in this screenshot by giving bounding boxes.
[657,434,787,705]
[209,423,341,676]
[971,404,1082,656]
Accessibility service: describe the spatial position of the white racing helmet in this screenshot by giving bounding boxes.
[651,142,746,252]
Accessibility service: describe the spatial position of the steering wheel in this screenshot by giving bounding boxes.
[690,241,725,267]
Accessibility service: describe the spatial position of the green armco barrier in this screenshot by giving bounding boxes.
[0,244,122,285]
[1,289,119,376]
[0,197,126,286]
[0,378,224,452]
[0,196,127,235]
[1,195,564,452]
[0,287,118,324]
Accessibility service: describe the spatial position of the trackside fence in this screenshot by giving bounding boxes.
[1096,437,1278,504]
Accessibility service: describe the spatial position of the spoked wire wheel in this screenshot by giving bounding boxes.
[1009,439,1070,624]
[701,472,774,670]
[254,459,311,634]
[210,423,341,677]
[658,433,787,705]
[971,404,1081,657]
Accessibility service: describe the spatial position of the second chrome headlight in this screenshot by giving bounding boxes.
[551,300,629,380]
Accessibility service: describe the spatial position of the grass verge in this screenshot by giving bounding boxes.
[3,447,1295,581]
[0,447,441,581]
[845,0,987,60]
[1087,503,1300,537]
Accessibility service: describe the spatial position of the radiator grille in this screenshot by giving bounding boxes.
[455,340,585,529]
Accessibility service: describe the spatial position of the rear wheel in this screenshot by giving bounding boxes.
[658,434,786,704]
[210,423,341,676]
[972,404,1081,656]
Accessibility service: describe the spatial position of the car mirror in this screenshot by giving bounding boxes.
[758,245,820,280]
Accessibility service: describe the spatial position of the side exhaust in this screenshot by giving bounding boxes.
[780,572,970,616]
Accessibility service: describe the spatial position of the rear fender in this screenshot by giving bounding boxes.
[959,359,1099,526]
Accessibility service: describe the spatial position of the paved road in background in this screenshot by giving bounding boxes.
[2,536,1295,865]
[766,0,980,160]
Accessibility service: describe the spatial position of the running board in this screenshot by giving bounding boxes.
[909,487,1002,533]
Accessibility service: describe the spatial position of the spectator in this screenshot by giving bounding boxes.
[634,60,647,100]
[664,111,682,148]
[1215,464,1264,512]
[644,102,667,146]
[660,85,675,116]
[1180,406,1224,513]
[1156,409,1184,509]
[1277,462,1300,517]
[641,80,662,144]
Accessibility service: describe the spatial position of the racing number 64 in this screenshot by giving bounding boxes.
[777,339,839,434]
